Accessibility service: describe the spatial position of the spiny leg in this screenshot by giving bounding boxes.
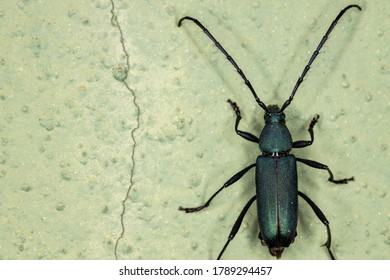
[227,99,259,143]
[298,191,335,260]
[218,195,256,260]
[178,16,269,112]
[179,164,255,213]
[280,5,361,112]
[296,158,354,184]
[293,115,319,148]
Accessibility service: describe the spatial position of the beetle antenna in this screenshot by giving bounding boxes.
[178,16,270,113]
[279,5,361,112]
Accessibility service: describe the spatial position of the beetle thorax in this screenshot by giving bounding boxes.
[259,107,293,154]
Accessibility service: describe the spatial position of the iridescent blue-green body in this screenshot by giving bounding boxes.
[256,105,297,258]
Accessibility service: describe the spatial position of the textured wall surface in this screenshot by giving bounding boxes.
[0,0,388,260]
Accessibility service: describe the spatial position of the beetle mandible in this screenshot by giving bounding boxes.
[178,4,361,259]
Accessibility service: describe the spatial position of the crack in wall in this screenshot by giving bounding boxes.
[110,0,140,260]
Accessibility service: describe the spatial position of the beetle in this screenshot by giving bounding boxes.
[178,5,361,259]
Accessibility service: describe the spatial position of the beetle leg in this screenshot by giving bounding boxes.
[298,191,335,260]
[179,163,256,213]
[293,114,319,148]
[227,99,259,143]
[217,195,256,260]
[296,158,354,184]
